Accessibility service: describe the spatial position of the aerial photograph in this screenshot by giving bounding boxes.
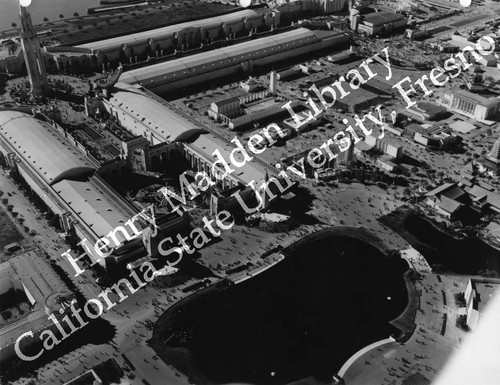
[0,0,499,384]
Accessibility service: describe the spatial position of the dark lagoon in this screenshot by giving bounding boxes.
[151,227,409,385]
[380,207,500,276]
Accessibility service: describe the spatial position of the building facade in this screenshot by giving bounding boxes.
[365,134,403,159]
[76,9,280,65]
[119,28,350,95]
[464,278,500,331]
[354,12,407,36]
[444,90,500,120]
[209,97,243,121]
[0,111,148,270]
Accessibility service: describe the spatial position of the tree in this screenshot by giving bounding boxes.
[59,14,64,20]
[11,22,17,29]
[406,269,422,282]
[420,180,430,190]
[43,17,49,23]
[431,263,447,273]
[73,12,79,17]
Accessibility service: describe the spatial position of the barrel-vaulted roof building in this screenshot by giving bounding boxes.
[0,112,96,185]
[106,82,206,144]
[75,9,270,62]
[119,28,350,94]
[0,111,144,266]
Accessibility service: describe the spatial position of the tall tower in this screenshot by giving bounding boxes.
[18,0,48,96]
[345,131,355,167]
[269,71,279,94]
[350,9,360,32]
[485,137,500,165]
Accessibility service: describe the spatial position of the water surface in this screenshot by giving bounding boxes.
[380,207,500,276]
[0,0,100,31]
[155,228,408,384]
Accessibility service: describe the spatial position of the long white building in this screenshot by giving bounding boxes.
[76,9,279,64]
[0,111,145,269]
[119,27,350,94]
[103,82,269,191]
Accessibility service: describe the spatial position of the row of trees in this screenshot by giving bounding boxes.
[11,13,80,28]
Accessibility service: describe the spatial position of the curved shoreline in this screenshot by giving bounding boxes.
[282,225,395,257]
[389,271,419,337]
[382,207,500,276]
[149,226,412,384]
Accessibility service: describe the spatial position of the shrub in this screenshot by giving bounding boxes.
[456,315,469,331]
[259,217,299,233]
[431,263,447,273]
[454,292,466,307]
[477,268,498,278]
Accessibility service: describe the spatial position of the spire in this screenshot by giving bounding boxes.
[261,168,270,211]
[18,0,48,96]
[487,137,500,164]
[345,131,354,167]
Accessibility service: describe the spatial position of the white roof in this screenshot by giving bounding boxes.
[120,60,191,84]
[0,251,68,349]
[76,9,258,53]
[188,132,267,187]
[449,120,475,134]
[109,83,206,142]
[186,50,230,70]
[52,179,131,247]
[272,28,317,45]
[0,111,96,185]
[120,28,321,86]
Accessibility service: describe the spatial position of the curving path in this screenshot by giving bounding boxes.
[338,337,397,377]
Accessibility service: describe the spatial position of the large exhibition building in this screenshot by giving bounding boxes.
[0,111,146,268]
[76,8,280,65]
[119,28,350,94]
[1,3,352,270]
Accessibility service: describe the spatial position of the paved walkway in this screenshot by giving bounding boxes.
[0,170,186,384]
[338,337,396,377]
[401,248,432,273]
[124,345,189,385]
[341,269,469,385]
